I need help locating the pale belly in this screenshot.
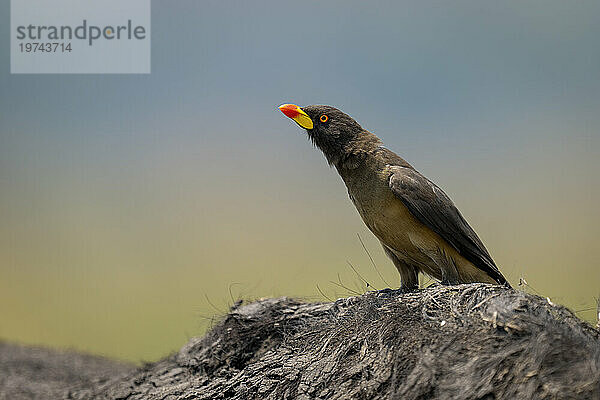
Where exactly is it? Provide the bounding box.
[350,186,495,284]
[353,191,439,273]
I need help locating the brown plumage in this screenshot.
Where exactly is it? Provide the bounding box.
[279,104,511,290]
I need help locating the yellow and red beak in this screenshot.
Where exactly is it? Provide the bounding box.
[278,104,314,130]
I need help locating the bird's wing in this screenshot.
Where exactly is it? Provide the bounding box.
[387,165,509,286]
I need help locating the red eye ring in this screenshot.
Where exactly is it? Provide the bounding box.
[320,114,329,122]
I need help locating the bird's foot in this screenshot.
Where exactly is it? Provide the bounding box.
[439,279,460,286]
[372,286,417,297]
[366,288,393,296]
[397,285,419,294]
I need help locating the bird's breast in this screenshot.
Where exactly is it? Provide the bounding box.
[346,175,415,241]
[342,166,436,260]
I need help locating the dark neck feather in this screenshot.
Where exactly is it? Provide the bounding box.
[332,130,382,169]
[343,130,382,157]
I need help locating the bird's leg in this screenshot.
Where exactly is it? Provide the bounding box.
[398,282,419,293]
[382,245,419,292]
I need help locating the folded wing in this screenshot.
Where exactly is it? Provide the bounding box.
[388,165,509,286]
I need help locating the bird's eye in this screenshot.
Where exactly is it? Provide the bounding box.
[320,114,329,123]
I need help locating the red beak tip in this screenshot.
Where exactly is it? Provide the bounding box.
[279,104,300,119]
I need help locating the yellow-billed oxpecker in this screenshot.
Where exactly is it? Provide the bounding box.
[279,104,510,291]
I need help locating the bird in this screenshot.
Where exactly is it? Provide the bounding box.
[278,103,511,291]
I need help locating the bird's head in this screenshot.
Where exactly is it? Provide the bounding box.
[278,104,369,165]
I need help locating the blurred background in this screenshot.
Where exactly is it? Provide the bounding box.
[1,0,598,362]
